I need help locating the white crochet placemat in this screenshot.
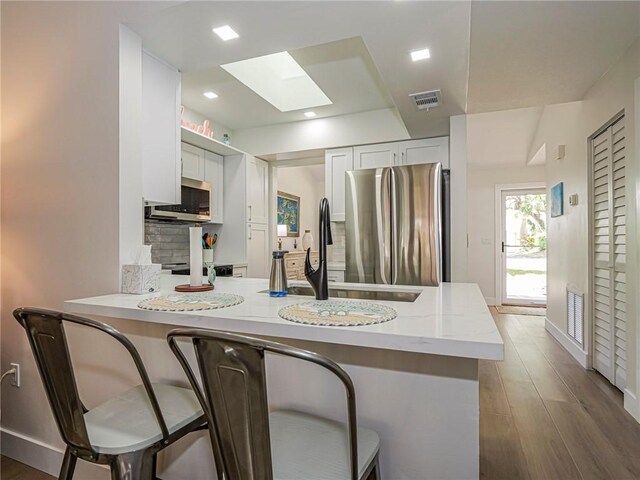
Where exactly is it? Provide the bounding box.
[279,300,397,327]
[138,292,244,311]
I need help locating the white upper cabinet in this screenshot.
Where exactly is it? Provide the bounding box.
[353,143,399,170]
[246,156,269,224]
[141,51,181,205]
[181,143,205,181]
[204,151,224,224]
[325,147,354,222]
[399,137,449,168]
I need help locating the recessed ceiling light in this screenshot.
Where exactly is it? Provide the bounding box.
[213,25,239,41]
[203,91,218,99]
[221,51,332,112]
[410,48,431,62]
[304,111,317,118]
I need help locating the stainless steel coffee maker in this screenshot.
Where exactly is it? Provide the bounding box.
[269,250,288,297]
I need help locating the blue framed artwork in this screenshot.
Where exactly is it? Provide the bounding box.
[277,191,300,237]
[551,182,564,217]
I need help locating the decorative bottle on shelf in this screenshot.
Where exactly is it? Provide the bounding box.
[222,133,231,145]
[302,230,314,251]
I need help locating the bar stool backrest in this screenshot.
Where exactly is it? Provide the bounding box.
[167,328,359,480]
[13,307,170,458]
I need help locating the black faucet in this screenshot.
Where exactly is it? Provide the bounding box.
[305,198,333,300]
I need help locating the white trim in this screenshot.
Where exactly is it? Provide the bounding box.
[624,389,639,422]
[494,182,546,306]
[545,318,588,368]
[0,428,107,477]
[484,297,497,306]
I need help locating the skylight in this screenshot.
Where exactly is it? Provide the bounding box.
[220,51,332,112]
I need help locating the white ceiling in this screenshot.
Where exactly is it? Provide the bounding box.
[181,37,396,130]
[127,1,640,141]
[467,1,640,113]
[466,107,543,167]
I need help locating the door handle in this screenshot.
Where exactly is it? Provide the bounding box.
[502,241,505,253]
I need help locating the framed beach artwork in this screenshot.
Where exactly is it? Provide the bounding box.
[551,182,564,218]
[277,191,300,237]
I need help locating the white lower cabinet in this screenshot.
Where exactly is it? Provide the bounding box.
[327,270,345,283]
[247,223,269,278]
[233,266,247,278]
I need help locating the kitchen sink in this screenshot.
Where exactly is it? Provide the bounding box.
[261,286,421,302]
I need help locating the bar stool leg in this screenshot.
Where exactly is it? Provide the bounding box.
[59,447,77,480]
[110,451,154,480]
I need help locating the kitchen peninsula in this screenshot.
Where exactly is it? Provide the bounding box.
[66,276,503,480]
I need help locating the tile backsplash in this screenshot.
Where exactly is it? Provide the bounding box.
[145,222,191,265]
[328,222,345,263]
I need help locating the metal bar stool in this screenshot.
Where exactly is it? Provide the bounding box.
[167,328,381,480]
[13,308,206,480]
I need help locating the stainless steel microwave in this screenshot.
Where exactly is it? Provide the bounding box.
[145,178,211,222]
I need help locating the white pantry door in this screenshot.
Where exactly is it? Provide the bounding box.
[592,115,627,390]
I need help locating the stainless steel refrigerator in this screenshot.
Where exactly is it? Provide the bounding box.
[345,162,447,286]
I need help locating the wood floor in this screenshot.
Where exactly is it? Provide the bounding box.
[481,308,640,479]
[1,456,53,480]
[3,308,640,479]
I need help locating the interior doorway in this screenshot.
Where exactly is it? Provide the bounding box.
[496,184,547,306]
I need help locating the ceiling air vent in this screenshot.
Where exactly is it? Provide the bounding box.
[409,89,442,111]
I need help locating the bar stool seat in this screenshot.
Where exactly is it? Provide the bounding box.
[14,308,207,480]
[85,383,203,455]
[270,410,380,480]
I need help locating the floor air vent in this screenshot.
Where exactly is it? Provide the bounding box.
[409,89,442,111]
[567,287,584,346]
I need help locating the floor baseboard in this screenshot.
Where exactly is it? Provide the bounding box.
[544,318,588,368]
[0,428,108,478]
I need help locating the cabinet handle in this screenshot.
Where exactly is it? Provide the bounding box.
[401,152,405,164]
[248,224,252,240]
[248,205,252,221]
[394,153,397,164]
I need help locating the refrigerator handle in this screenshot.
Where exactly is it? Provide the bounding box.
[375,168,393,285]
[390,168,397,285]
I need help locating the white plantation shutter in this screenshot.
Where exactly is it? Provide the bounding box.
[591,116,626,390]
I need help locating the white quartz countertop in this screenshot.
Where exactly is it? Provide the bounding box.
[65,277,504,361]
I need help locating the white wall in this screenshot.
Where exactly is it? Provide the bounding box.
[275,164,325,252]
[233,108,410,156]
[449,115,468,282]
[467,165,546,304]
[181,105,235,144]
[529,37,640,417]
[0,3,209,478]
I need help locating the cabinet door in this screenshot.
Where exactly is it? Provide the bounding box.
[399,137,449,168]
[247,223,269,278]
[354,143,399,170]
[142,52,181,204]
[204,151,224,223]
[247,156,269,224]
[181,143,205,181]
[327,270,345,283]
[233,266,247,278]
[325,148,354,222]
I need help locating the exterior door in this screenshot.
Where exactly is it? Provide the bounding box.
[500,188,547,306]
